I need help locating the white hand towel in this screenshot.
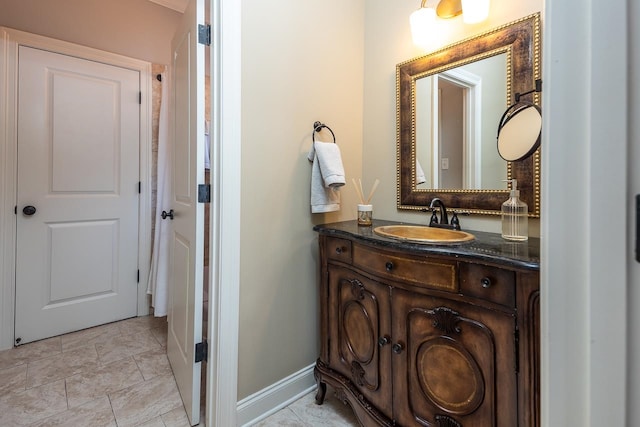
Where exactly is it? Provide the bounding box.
[309,141,346,188]
[416,159,426,185]
[307,141,345,213]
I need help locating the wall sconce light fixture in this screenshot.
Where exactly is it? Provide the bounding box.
[410,3,437,47]
[410,0,490,46]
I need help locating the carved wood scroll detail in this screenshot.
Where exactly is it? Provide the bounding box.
[349,279,366,300]
[435,414,462,427]
[430,307,462,335]
[351,361,366,387]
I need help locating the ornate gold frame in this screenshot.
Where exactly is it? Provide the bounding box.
[396,13,541,216]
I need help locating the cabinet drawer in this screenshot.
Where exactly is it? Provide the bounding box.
[353,244,457,292]
[325,237,352,264]
[459,263,515,307]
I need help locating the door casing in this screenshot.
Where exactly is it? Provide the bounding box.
[0,27,153,350]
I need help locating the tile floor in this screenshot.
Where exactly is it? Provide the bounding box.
[0,315,359,427]
[253,390,360,427]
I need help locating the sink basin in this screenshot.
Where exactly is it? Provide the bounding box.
[373,225,475,244]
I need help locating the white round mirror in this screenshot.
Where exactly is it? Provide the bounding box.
[497,102,542,162]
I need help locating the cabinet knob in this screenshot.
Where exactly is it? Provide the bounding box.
[385,261,394,272]
[378,336,391,347]
[480,277,492,288]
[392,342,404,354]
[335,246,343,255]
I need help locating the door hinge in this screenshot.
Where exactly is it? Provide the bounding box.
[14,206,17,215]
[514,326,520,374]
[198,184,210,203]
[137,269,140,283]
[139,91,142,105]
[198,24,211,46]
[195,340,208,363]
[138,181,142,194]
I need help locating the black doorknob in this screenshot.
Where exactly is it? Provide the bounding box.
[161,209,174,220]
[22,206,36,216]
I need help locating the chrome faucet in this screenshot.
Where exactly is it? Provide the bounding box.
[426,198,461,230]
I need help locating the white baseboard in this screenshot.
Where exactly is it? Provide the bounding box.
[237,363,316,427]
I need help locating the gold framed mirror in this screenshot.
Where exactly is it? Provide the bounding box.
[396,13,541,216]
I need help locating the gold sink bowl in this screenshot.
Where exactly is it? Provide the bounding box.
[373,225,475,245]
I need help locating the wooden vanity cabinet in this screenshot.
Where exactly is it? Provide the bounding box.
[314,232,540,427]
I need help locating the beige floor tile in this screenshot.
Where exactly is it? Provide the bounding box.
[133,348,173,380]
[287,390,359,427]
[0,379,67,426]
[65,356,144,408]
[61,322,122,353]
[161,406,191,427]
[28,395,116,427]
[252,408,306,427]
[0,364,28,394]
[26,346,100,389]
[95,329,163,365]
[135,417,166,427]
[150,324,168,347]
[0,337,62,371]
[117,315,167,336]
[109,374,183,427]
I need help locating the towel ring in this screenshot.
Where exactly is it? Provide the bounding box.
[312,121,336,143]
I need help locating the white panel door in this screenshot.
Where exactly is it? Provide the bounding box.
[15,46,140,344]
[166,0,205,424]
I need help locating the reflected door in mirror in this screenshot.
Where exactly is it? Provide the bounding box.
[415,53,508,191]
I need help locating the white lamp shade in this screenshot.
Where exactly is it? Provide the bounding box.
[410,7,436,47]
[461,0,490,24]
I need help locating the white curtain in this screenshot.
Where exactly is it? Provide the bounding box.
[147,67,172,316]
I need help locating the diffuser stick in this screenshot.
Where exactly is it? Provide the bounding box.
[352,178,365,204]
[366,179,380,204]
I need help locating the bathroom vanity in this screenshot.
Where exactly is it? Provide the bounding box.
[313,220,539,427]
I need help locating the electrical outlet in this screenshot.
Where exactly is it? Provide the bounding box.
[441,158,449,170]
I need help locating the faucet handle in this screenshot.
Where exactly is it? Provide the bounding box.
[429,210,439,226]
[451,212,460,230]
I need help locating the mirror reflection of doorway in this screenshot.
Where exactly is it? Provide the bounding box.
[434,69,481,190]
[437,79,464,189]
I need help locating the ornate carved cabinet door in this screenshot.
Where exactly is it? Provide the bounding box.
[327,265,393,418]
[391,289,517,427]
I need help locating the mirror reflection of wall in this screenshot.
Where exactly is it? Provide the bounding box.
[415,52,508,190]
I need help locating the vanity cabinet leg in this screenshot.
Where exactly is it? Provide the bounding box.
[314,363,327,404]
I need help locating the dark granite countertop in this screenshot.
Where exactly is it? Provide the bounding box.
[313,219,540,271]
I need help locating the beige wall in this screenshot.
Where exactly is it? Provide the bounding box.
[0,0,180,64]
[363,0,542,235]
[238,0,365,399]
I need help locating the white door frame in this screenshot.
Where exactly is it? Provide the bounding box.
[542,0,628,425]
[0,27,153,351]
[204,0,241,425]
[629,1,640,424]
